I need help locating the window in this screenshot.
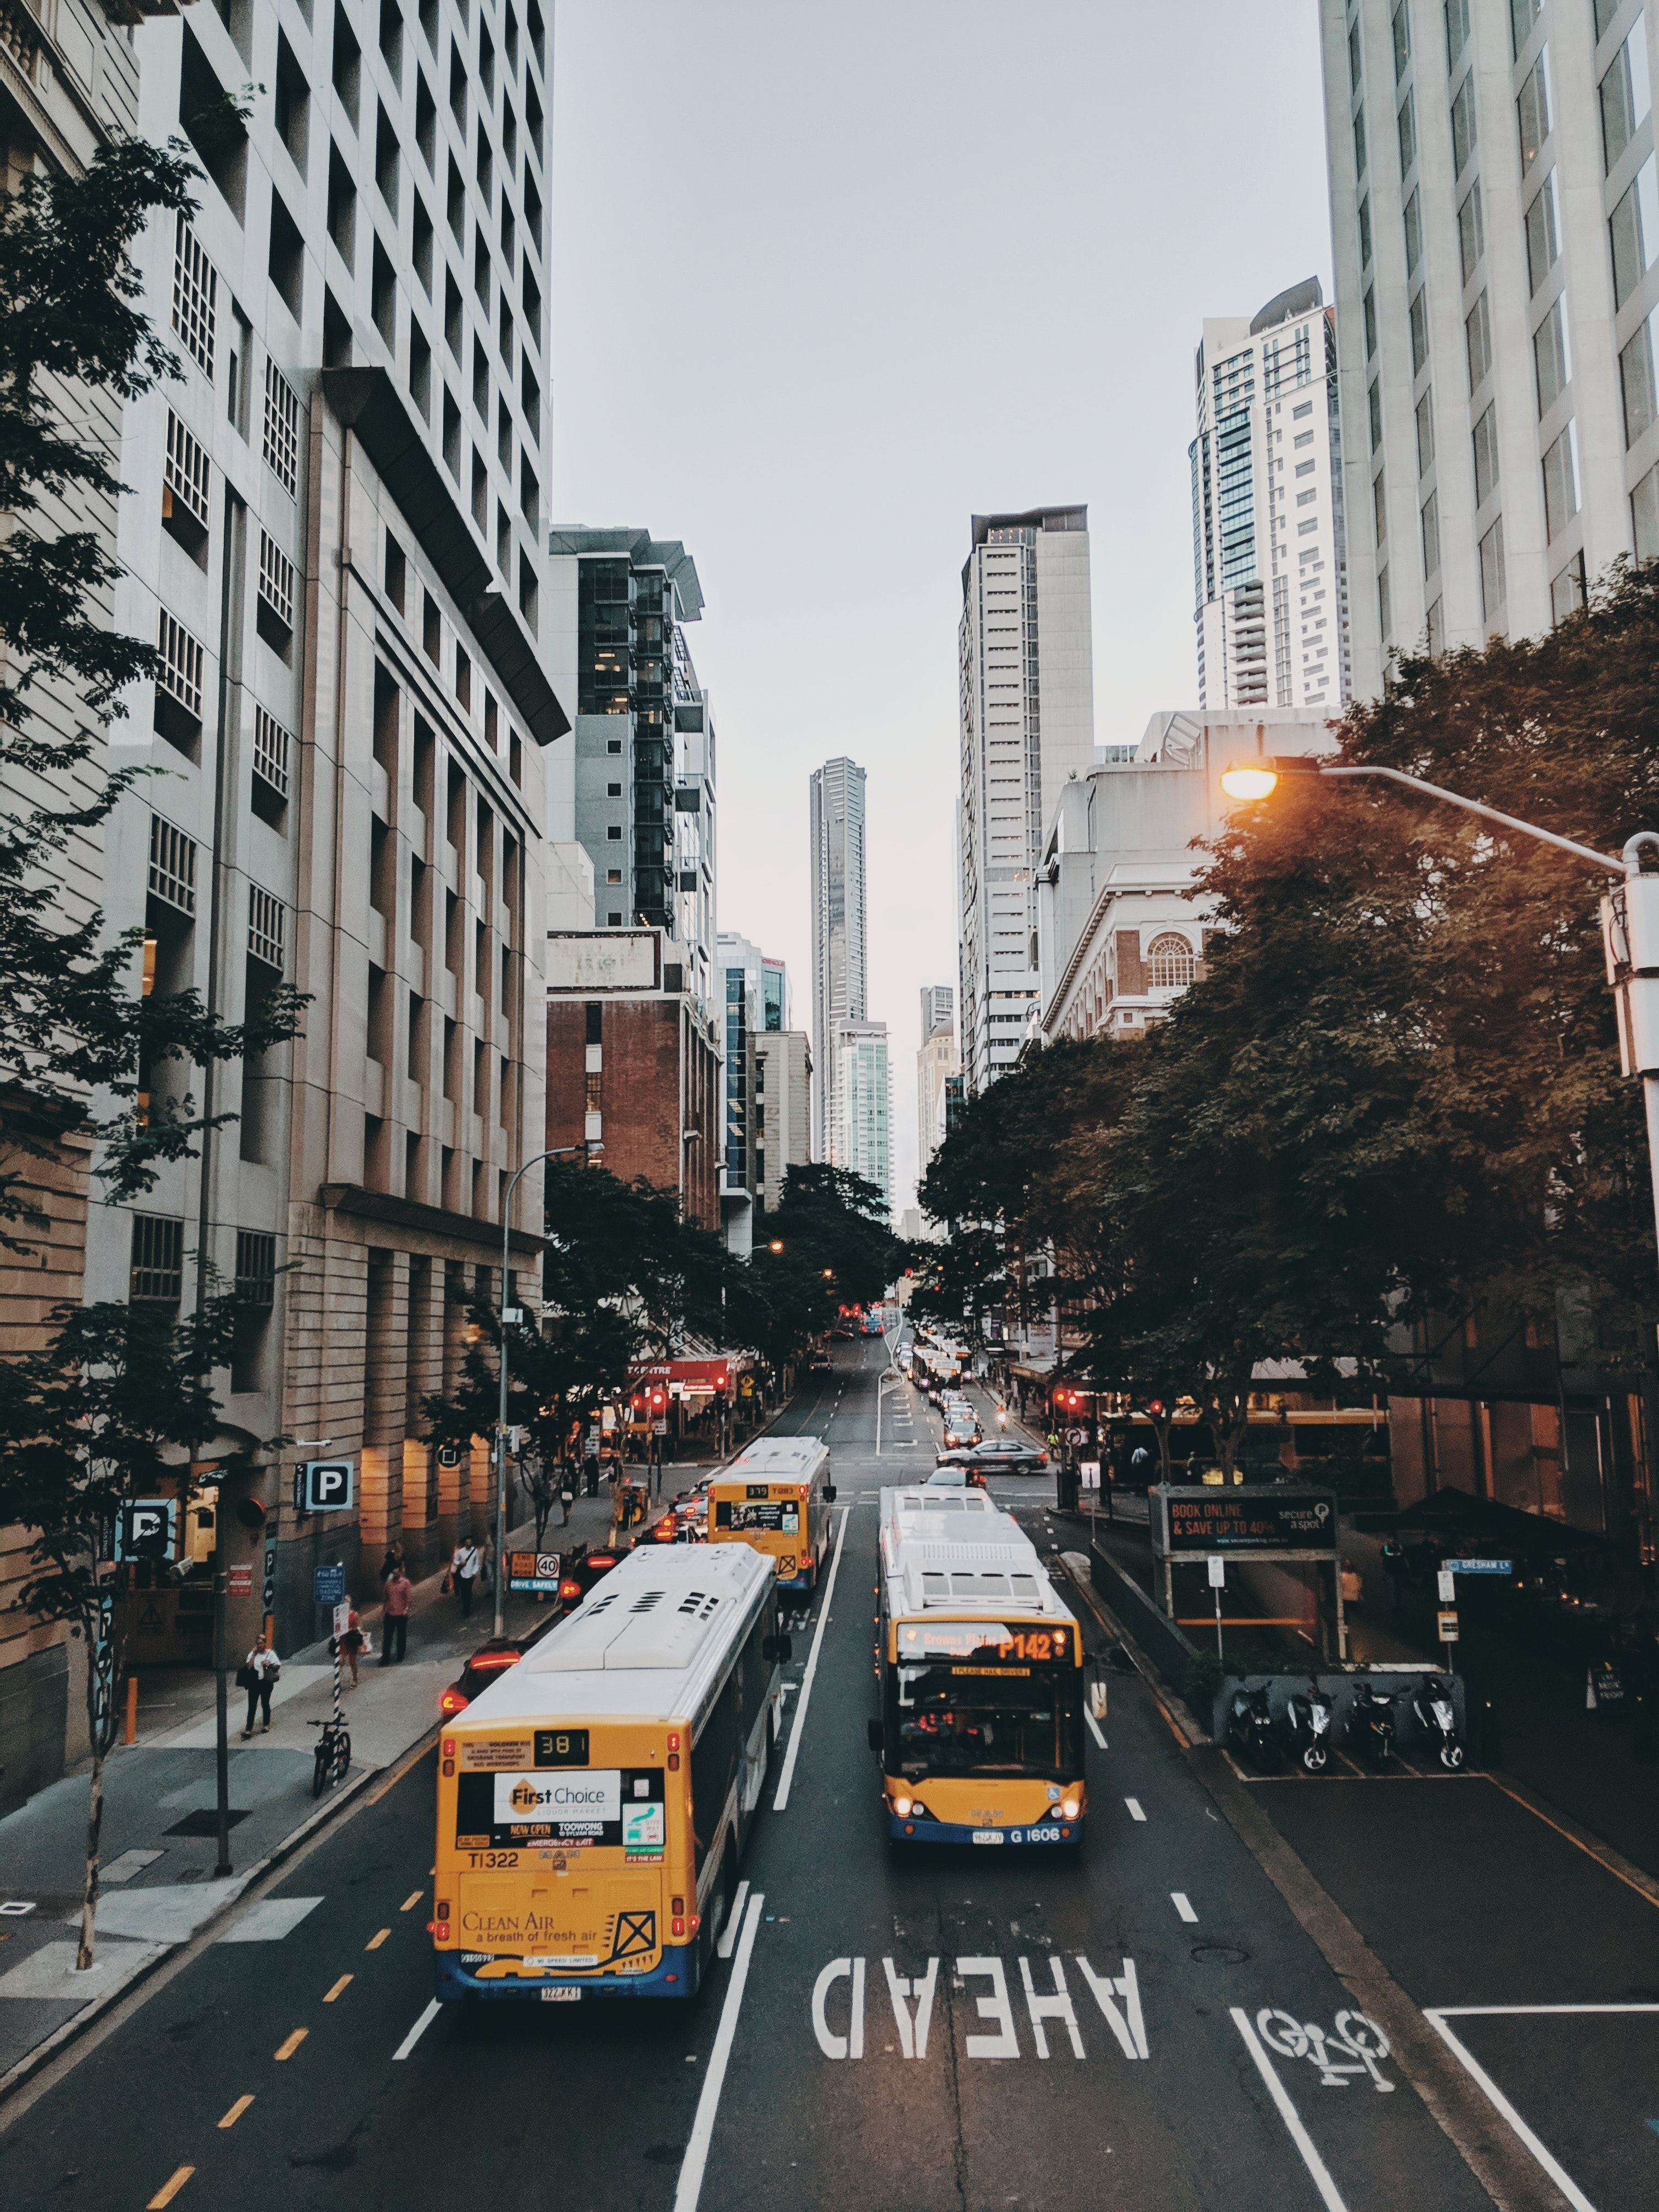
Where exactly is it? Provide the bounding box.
[269,192,304,321]
[1427,595,1446,654]
[157,608,205,721]
[332,0,361,126]
[1598,0,1627,37]
[248,884,286,972]
[1369,379,1383,453]
[1421,489,1441,578]
[252,704,292,803]
[1392,0,1411,78]
[235,1228,277,1308]
[171,216,216,375]
[1416,388,1436,476]
[163,409,210,539]
[1350,15,1362,95]
[1510,0,1541,54]
[1466,289,1493,389]
[1373,472,1387,547]
[1534,293,1572,414]
[1542,420,1581,539]
[130,1214,185,1304]
[1445,0,1470,69]
[1398,89,1417,177]
[327,142,356,266]
[1601,21,1652,172]
[1410,289,1430,374]
[1364,285,1378,358]
[1525,168,1560,293]
[1620,306,1659,444]
[1610,155,1659,307]
[1360,194,1374,268]
[1473,402,1500,504]
[1479,516,1507,620]
[1517,50,1551,177]
[415,68,436,167]
[1379,564,1393,642]
[1146,934,1195,990]
[148,813,198,915]
[1635,458,1659,557]
[1551,551,1588,623]
[1451,71,1478,176]
[1457,182,1484,285]
[257,529,295,633]
[1354,106,1368,180]
[263,358,300,494]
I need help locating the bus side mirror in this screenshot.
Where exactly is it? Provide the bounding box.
[866,1718,883,1754]
[824,1485,837,1503]
[763,1634,793,1664]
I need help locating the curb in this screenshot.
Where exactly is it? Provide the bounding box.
[1051,1550,1212,1747]
[0,1738,412,2107]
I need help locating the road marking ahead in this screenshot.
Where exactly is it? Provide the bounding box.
[1231,2007,1350,2212]
[716,1880,751,1960]
[774,1508,851,1812]
[810,1953,1147,2062]
[673,1891,765,2212]
[1171,1892,1198,1923]
[393,1997,441,2061]
[1125,1796,1146,1821]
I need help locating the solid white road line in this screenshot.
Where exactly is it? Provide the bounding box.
[773,1506,851,1812]
[715,1879,750,1961]
[673,1892,765,2212]
[1171,1892,1198,1923]
[392,1998,440,2061]
[1423,2011,1596,2212]
[1125,1796,1146,1821]
[1230,2006,1350,2212]
[1085,1709,1108,1751]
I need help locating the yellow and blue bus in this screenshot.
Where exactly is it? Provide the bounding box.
[432,1542,787,2002]
[707,1435,836,1598]
[871,1485,1087,1847]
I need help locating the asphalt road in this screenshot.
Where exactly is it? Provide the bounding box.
[4,1341,1657,2211]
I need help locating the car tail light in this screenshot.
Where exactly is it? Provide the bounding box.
[439,1689,469,1716]
[559,1580,580,1601]
[589,1554,616,1569]
[1038,1452,1048,1465]
[470,1649,521,1672]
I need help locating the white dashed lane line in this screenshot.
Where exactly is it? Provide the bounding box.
[1171,1892,1198,1923]
[1085,1709,1108,1751]
[1125,1796,1146,1821]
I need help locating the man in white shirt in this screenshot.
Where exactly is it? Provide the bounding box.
[452,1540,481,1618]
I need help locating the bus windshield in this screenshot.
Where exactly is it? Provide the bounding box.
[891,1661,1081,1781]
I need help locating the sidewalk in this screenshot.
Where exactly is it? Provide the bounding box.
[0,1470,693,2093]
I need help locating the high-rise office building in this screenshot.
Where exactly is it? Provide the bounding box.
[833,1020,892,1210]
[957,508,1095,1094]
[1190,280,1353,713]
[754,1028,812,1214]
[809,757,867,1154]
[1324,1,1659,693]
[917,985,958,1180]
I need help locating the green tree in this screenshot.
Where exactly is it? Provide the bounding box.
[750,1164,905,1364]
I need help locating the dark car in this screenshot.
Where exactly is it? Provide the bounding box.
[558,1541,623,1605]
[437,1544,624,1716]
[934,1437,1049,1474]
[923,1466,989,1490]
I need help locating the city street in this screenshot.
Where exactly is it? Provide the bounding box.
[3,1343,1657,2211]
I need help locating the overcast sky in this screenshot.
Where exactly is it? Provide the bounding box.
[550,1,1332,1215]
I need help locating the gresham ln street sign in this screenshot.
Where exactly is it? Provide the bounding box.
[1152,1486,1338,1559]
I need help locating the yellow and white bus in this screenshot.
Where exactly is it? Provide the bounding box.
[432,1541,787,2003]
[708,1435,836,1598]
[870,1485,1087,1848]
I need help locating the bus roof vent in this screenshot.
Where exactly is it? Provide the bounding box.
[677,1590,707,1615]
[920,1570,949,1602]
[951,1571,1011,1602]
[1009,1575,1040,1605]
[630,1589,667,1613]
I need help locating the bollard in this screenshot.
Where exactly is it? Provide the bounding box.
[123,1673,138,1746]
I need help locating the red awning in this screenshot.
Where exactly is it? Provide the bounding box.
[629,1357,732,1389]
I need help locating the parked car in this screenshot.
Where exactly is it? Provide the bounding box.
[934,1437,1049,1474]
[438,1612,563,1718]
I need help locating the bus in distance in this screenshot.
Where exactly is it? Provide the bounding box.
[707,1434,836,1599]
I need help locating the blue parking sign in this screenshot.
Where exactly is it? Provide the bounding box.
[313,1562,347,1606]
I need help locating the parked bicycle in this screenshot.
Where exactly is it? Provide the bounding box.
[309,1713,351,1797]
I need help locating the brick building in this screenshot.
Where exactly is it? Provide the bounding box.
[546,929,721,1231]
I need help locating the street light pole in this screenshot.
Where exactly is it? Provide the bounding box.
[494,1143,598,1638]
[1220,755,1659,1267]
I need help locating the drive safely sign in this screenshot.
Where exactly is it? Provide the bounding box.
[495,1769,620,1829]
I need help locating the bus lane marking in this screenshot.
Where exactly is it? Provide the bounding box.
[1124,1796,1146,1820]
[773,1508,851,1813]
[1230,2007,1351,2212]
[1171,1891,1198,1923]
[1084,1708,1108,1750]
[811,1955,1146,2061]
[673,1890,765,2212]
[391,1998,440,2061]
[716,1880,751,1960]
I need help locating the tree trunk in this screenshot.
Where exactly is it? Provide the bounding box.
[76,1741,104,1972]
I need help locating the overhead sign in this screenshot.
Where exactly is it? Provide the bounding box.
[303,1459,356,1513]
[1446,1558,1513,1576]
[507,1550,561,1594]
[1152,1487,1338,1559]
[116,1499,177,1562]
[313,1562,347,1606]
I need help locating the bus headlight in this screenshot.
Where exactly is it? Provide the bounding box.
[892,1794,912,1819]
[1060,1796,1081,1820]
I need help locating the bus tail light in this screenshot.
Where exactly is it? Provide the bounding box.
[442,1738,456,1758]
[671,1917,686,1939]
[668,1753,680,1771]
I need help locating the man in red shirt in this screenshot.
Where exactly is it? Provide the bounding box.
[380,1568,413,1665]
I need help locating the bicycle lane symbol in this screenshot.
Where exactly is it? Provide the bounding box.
[1256,2007,1395,2091]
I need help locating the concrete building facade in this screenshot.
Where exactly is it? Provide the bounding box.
[808,755,866,1158]
[957,507,1094,1096]
[1323,0,1659,689]
[917,985,958,1178]
[1191,279,1353,714]
[753,1028,812,1214]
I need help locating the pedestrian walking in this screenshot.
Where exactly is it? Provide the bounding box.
[335,1601,365,1688]
[379,1542,404,1586]
[479,1535,496,1598]
[381,1565,413,1663]
[236,1632,281,1736]
[1340,1558,1364,1612]
[560,1477,574,1527]
[452,1538,481,1617]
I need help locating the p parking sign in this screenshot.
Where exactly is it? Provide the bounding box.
[303,1459,356,1512]
[116,1499,177,1562]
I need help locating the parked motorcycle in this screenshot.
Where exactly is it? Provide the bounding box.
[1282,1678,1335,1773]
[1347,1678,1396,1768]
[1227,1681,1277,1768]
[1410,1672,1465,1769]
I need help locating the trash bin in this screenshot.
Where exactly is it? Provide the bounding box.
[1056,1461,1079,1514]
